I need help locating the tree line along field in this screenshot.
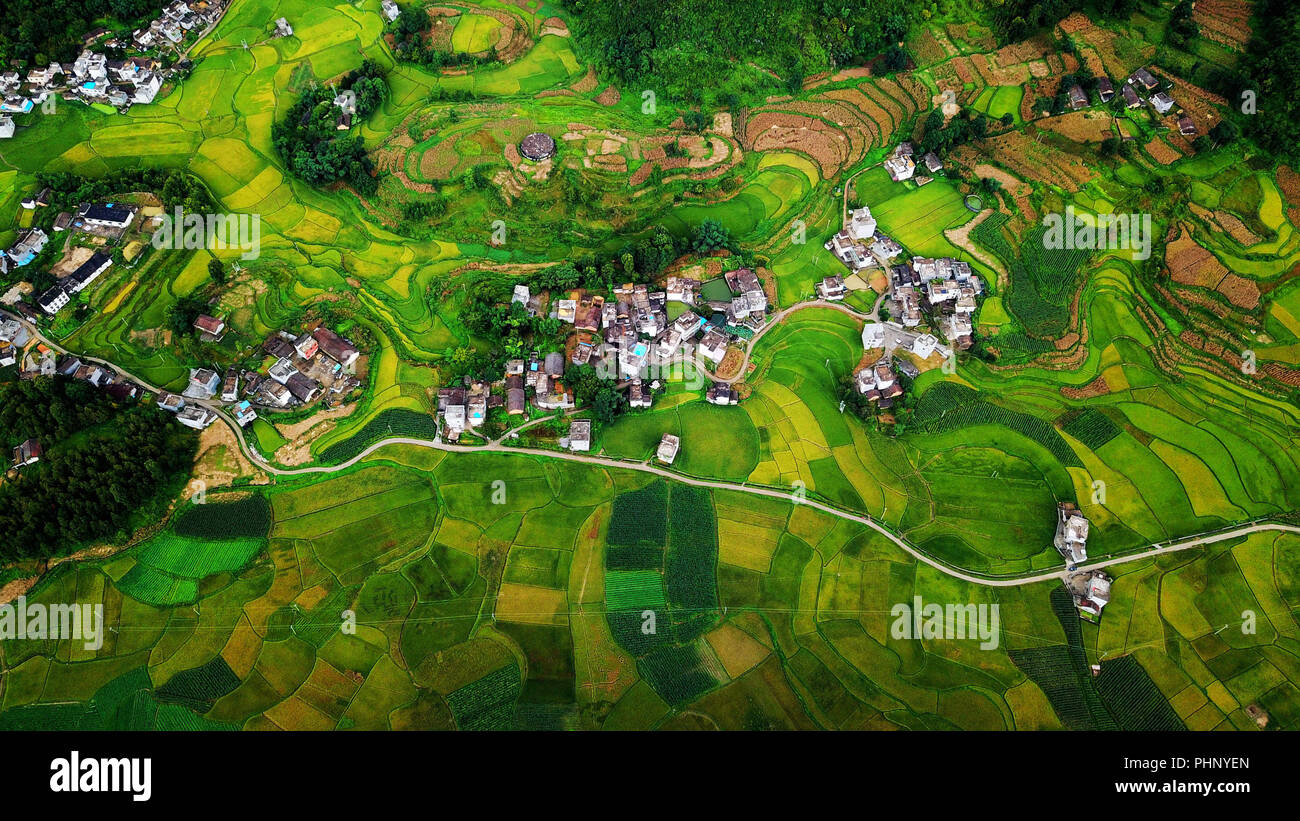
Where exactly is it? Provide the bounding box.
[7,444,1297,730]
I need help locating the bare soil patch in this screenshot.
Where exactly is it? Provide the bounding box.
[1038,111,1114,143]
[51,245,94,277]
[715,347,745,380]
[1190,202,1263,247]
[945,209,1009,288]
[194,420,266,489]
[830,67,874,83]
[571,66,598,93]
[1166,225,1229,289]
[1277,166,1300,229]
[540,16,570,37]
[273,404,359,467]
[0,576,39,606]
[975,130,1094,191]
[744,111,849,177]
[1144,136,1183,165]
[1194,0,1251,49]
[1164,73,1225,134]
[1060,373,1112,399]
[1216,274,1261,310]
[419,139,460,180]
[969,161,1029,194]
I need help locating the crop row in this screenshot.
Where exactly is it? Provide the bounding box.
[1096,655,1186,731]
[915,385,1083,467]
[1060,408,1123,450]
[606,480,668,547]
[317,409,440,464]
[155,656,242,710]
[135,534,265,579]
[446,664,523,731]
[174,495,272,540]
[638,643,718,707]
[665,484,720,643]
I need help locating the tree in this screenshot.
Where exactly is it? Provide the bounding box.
[567,365,623,423]
[683,110,709,132]
[590,387,624,422]
[558,0,918,104]
[403,195,448,221]
[351,75,387,117]
[919,107,994,156]
[923,107,945,138]
[169,295,207,335]
[208,258,225,284]
[1170,0,1198,44]
[875,44,908,74]
[1209,119,1239,146]
[692,219,730,253]
[784,58,805,94]
[271,70,385,195]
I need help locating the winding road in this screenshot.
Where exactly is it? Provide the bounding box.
[6,307,1298,589]
[697,298,874,384]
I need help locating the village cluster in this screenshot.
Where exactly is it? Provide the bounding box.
[821,148,1113,620]
[1114,66,1200,137]
[880,140,946,184]
[1,294,364,444]
[822,167,986,410]
[0,0,229,137]
[0,178,371,458]
[435,269,765,459]
[2,191,138,316]
[156,323,364,431]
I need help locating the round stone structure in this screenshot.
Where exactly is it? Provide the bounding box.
[519,132,557,161]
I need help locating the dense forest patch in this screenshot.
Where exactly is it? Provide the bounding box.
[0,376,197,560]
[0,0,165,64]
[558,0,911,104]
[272,61,389,195]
